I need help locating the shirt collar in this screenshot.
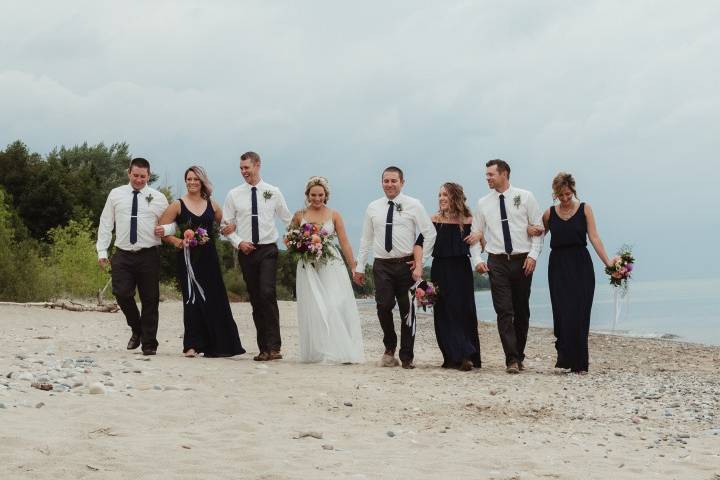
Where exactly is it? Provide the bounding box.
[494,184,513,198]
[386,192,404,204]
[128,183,149,194]
[245,179,265,190]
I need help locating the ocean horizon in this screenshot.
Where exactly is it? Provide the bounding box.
[474,277,720,347]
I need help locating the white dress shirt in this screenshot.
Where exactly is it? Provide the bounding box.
[222,179,293,248]
[355,193,436,273]
[96,184,170,259]
[471,185,544,264]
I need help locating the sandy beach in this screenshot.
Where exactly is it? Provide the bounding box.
[1,300,719,480]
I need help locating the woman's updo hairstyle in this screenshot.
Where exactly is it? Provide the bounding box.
[304,176,330,205]
[551,172,577,200]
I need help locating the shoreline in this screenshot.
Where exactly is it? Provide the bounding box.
[1,301,719,479]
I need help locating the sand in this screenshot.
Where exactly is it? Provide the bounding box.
[1,300,719,479]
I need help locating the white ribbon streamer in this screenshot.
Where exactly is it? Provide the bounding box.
[184,245,206,304]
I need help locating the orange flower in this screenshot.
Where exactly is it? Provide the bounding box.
[183,229,195,240]
[311,234,321,244]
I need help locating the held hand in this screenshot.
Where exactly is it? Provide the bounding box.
[411,265,423,282]
[174,238,185,249]
[352,272,365,286]
[98,258,110,269]
[527,224,544,237]
[475,262,489,274]
[221,222,236,236]
[238,241,256,255]
[406,260,416,270]
[607,255,621,267]
[523,257,536,277]
[154,225,166,237]
[464,232,483,245]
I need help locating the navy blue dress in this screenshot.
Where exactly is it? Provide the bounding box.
[418,223,481,368]
[548,203,594,372]
[176,199,245,357]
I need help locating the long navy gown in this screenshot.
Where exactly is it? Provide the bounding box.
[418,223,481,368]
[175,199,245,357]
[548,203,595,372]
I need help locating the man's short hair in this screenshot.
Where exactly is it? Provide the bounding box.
[129,157,151,172]
[240,151,261,164]
[486,159,510,178]
[382,166,404,181]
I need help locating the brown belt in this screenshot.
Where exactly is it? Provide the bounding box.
[374,255,414,264]
[488,252,528,261]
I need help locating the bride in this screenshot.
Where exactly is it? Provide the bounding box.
[292,176,365,364]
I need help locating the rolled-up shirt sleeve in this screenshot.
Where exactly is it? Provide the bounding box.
[222,191,242,249]
[275,190,293,227]
[471,204,487,266]
[96,195,115,260]
[355,207,374,273]
[526,192,544,260]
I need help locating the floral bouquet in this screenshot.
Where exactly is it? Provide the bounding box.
[284,222,337,265]
[180,226,210,247]
[413,280,438,311]
[604,245,635,294]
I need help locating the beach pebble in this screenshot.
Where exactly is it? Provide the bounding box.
[322,444,334,450]
[387,431,396,438]
[35,402,45,408]
[72,381,83,388]
[89,383,106,395]
[294,431,323,439]
[153,385,163,391]
[0,402,6,409]
[15,372,35,382]
[344,401,353,407]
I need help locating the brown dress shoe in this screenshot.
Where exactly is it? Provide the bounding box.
[518,361,525,371]
[127,333,141,350]
[401,360,415,369]
[506,362,520,374]
[268,351,283,360]
[142,348,156,356]
[253,352,270,361]
[459,359,473,372]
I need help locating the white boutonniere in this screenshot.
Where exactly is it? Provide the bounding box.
[263,190,273,201]
[513,195,521,209]
[145,194,154,205]
[395,203,403,213]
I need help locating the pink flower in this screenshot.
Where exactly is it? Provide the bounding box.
[415,288,426,299]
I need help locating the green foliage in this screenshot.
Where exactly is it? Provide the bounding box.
[44,218,110,299]
[0,188,50,301]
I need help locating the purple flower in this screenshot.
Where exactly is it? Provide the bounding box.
[626,263,634,272]
[190,239,198,247]
[197,227,207,236]
[320,228,328,236]
[303,223,312,231]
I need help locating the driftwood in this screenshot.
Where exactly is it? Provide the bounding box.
[0,300,120,313]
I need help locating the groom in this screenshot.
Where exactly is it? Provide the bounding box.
[354,166,436,369]
[468,159,543,374]
[97,157,171,355]
[222,151,292,361]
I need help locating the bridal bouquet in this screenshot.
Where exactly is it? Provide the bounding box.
[180,226,210,247]
[605,245,635,295]
[284,222,337,265]
[413,280,438,311]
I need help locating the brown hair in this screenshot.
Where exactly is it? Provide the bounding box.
[129,157,150,172]
[486,159,510,178]
[240,151,261,164]
[382,166,404,181]
[185,166,213,199]
[439,182,472,220]
[552,172,577,200]
[304,176,330,204]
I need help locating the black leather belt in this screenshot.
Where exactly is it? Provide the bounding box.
[375,255,413,264]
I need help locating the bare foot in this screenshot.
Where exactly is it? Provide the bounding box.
[184,349,197,358]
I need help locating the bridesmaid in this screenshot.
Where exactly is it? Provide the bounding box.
[414,182,483,371]
[158,166,245,358]
[528,173,616,374]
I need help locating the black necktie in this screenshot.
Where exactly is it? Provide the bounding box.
[251,186,259,244]
[130,190,140,244]
[385,200,394,252]
[499,194,513,255]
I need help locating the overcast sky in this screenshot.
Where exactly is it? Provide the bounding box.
[1,0,719,281]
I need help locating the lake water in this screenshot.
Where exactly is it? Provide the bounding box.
[474,277,720,346]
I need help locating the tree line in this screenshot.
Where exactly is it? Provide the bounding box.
[0,140,378,302]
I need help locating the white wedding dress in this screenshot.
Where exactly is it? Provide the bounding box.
[296,217,365,364]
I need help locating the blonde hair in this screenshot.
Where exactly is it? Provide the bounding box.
[551,172,577,200]
[185,166,213,199]
[304,176,330,205]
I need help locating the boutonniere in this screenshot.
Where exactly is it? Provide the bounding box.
[395,203,403,213]
[263,190,273,201]
[145,194,154,205]
[513,195,521,209]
